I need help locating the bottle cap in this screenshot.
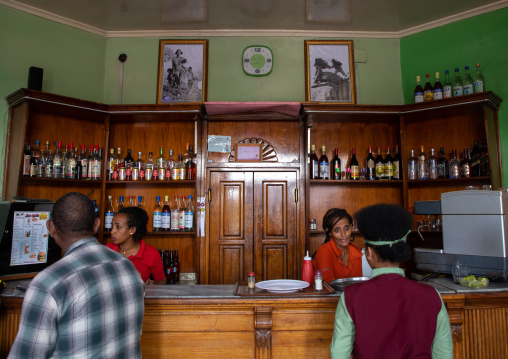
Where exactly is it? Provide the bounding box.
[435,72,439,78]
[476,63,480,67]
[425,74,429,77]
[304,250,311,260]
[188,195,192,199]
[416,75,420,81]
[455,68,459,72]
[248,272,255,276]
[120,195,124,201]
[445,69,449,74]
[138,196,142,201]
[315,270,322,276]
[465,66,469,70]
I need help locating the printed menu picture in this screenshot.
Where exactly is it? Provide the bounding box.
[10,211,50,266]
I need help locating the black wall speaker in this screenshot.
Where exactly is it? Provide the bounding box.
[28,66,43,91]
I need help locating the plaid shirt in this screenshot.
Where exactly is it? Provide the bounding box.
[8,237,145,359]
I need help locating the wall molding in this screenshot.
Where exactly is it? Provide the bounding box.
[1,0,507,39]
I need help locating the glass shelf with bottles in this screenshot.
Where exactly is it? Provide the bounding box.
[105,179,196,185]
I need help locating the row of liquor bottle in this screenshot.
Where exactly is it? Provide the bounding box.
[309,145,403,180]
[103,195,195,232]
[158,249,181,284]
[105,146,196,181]
[414,64,485,103]
[408,141,489,180]
[22,139,196,181]
[23,140,102,179]
[310,140,489,181]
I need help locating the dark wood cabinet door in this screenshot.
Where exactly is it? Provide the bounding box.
[208,171,298,284]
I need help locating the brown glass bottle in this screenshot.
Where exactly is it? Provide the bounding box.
[309,144,319,179]
[332,148,341,180]
[174,249,180,282]
[163,249,170,281]
[423,74,434,101]
[168,250,176,284]
[459,148,471,178]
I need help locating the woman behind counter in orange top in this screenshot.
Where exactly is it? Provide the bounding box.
[313,208,362,283]
[106,206,167,285]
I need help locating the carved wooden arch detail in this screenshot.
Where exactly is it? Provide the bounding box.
[228,137,278,162]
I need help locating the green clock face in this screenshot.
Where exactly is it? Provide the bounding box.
[243,46,273,76]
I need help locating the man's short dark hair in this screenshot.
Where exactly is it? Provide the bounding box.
[51,192,96,237]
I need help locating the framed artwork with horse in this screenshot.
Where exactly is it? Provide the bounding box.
[304,40,356,104]
[156,39,208,103]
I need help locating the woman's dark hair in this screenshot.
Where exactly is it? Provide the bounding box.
[355,203,413,263]
[322,208,353,244]
[118,206,148,241]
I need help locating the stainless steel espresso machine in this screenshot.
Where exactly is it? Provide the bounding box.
[414,190,508,278]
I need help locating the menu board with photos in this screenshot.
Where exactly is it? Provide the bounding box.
[10,211,50,266]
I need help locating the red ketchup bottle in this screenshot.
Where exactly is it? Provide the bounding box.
[302,251,314,285]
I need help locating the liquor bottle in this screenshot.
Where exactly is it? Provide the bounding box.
[137,196,143,209]
[366,146,375,180]
[332,148,341,180]
[183,142,190,165]
[29,150,37,177]
[428,148,438,179]
[168,250,176,284]
[78,144,88,179]
[374,147,384,180]
[318,146,329,180]
[473,63,485,93]
[463,66,474,95]
[167,149,175,180]
[433,72,443,100]
[67,143,77,179]
[170,195,180,231]
[479,139,489,176]
[61,145,68,180]
[163,249,170,282]
[53,142,62,178]
[418,145,428,180]
[153,196,162,231]
[178,196,187,231]
[453,68,463,96]
[116,147,124,169]
[393,145,402,180]
[177,154,186,180]
[93,200,100,218]
[75,157,82,179]
[384,146,393,180]
[449,149,460,179]
[407,149,418,180]
[349,148,359,180]
[470,140,481,177]
[414,76,424,103]
[118,195,125,212]
[128,196,135,207]
[124,149,134,180]
[37,141,48,178]
[145,152,154,180]
[161,196,170,231]
[86,145,94,179]
[22,138,31,176]
[185,195,194,231]
[423,74,434,101]
[107,148,116,180]
[437,148,449,179]
[133,152,144,181]
[157,148,166,180]
[443,70,452,98]
[45,150,53,178]
[174,249,180,282]
[104,196,114,231]
[309,144,319,179]
[186,146,196,180]
[460,148,471,178]
[91,144,102,180]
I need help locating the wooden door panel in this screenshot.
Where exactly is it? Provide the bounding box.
[220,245,244,284]
[209,172,253,284]
[254,172,297,280]
[263,246,287,280]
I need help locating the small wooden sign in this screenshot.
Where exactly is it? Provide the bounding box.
[235,143,262,162]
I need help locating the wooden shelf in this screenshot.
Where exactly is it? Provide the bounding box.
[20,177,102,186]
[407,176,491,186]
[310,179,403,185]
[105,180,196,185]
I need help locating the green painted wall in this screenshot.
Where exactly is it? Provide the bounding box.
[0,6,106,195]
[400,7,508,186]
[103,37,401,105]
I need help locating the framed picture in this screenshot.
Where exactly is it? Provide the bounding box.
[306,0,350,24]
[156,39,208,103]
[235,144,262,162]
[161,0,207,23]
[304,40,356,104]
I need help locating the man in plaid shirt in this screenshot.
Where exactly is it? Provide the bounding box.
[8,192,145,358]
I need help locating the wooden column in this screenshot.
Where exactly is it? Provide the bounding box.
[255,306,272,359]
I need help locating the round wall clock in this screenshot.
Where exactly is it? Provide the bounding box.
[242,45,273,76]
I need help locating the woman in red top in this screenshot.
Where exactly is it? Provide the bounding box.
[313,208,362,283]
[106,206,166,285]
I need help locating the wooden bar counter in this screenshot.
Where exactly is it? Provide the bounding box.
[1,278,508,359]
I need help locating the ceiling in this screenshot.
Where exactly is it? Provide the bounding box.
[2,0,507,37]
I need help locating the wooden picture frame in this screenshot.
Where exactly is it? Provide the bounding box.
[235,143,262,162]
[304,40,356,104]
[156,39,208,103]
